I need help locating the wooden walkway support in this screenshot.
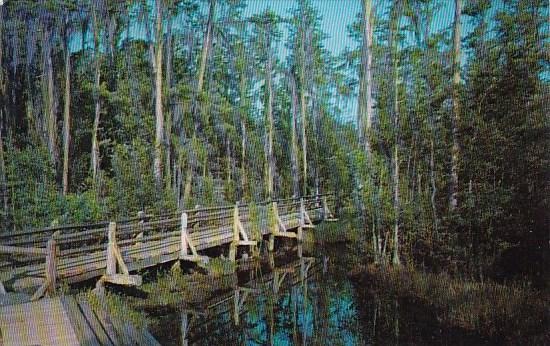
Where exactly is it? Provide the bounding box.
[229,202,257,262]
[0,296,160,346]
[0,194,336,296]
[96,222,142,293]
[179,212,209,264]
[322,196,338,221]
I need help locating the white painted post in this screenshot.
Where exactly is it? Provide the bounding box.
[180,212,188,259]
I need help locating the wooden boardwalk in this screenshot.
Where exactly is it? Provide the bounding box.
[0,194,337,300]
[0,295,159,346]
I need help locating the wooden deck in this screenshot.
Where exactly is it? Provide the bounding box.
[0,194,336,300]
[0,295,159,346]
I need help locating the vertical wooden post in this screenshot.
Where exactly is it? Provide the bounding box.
[181,313,189,346]
[322,196,328,220]
[137,211,145,239]
[268,202,277,252]
[107,222,117,275]
[180,212,188,258]
[45,238,57,296]
[229,203,239,262]
[298,198,304,242]
[273,270,280,294]
[233,288,240,326]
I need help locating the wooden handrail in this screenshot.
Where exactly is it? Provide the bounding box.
[0,245,48,256]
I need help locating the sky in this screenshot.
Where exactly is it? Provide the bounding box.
[241,0,462,122]
[244,0,362,56]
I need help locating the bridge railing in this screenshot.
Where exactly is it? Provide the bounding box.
[0,193,335,297]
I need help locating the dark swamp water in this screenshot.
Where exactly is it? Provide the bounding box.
[108,222,498,345]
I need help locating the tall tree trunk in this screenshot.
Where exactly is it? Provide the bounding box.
[357,0,374,155]
[450,0,462,211]
[265,29,275,199]
[0,114,6,226]
[390,0,402,266]
[0,5,4,101]
[239,73,248,200]
[226,137,232,182]
[240,121,247,199]
[91,8,101,185]
[289,72,300,198]
[312,87,321,196]
[392,145,400,265]
[197,0,215,94]
[0,6,7,221]
[412,4,438,233]
[43,29,58,166]
[62,33,71,195]
[153,0,164,189]
[184,0,216,206]
[299,20,308,196]
[165,5,174,192]
[430,139,438,232]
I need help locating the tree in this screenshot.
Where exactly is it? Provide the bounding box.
[61,2,75,195]
[389,0,404,266]
[41,16,59,167]
[287,70,300,197]
[153,0,165,189]
[183,0,216,207]
[449,0,462,211]
[357,0,375,155]
[264,18,276,199]
[90,0,104,186]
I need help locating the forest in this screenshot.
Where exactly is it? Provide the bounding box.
[0,0,548,342]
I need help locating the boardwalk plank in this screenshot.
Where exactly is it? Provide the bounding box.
[0,297,80,346]
[76,299,115,346]
[60,296,99,346]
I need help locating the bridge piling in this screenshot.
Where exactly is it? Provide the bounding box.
[106,222,117,276]
[180,212,188,259]
[31,237,57,301]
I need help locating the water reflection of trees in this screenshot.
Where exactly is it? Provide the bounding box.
[177,250,363,345]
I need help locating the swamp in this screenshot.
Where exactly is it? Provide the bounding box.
[0,0,548,345]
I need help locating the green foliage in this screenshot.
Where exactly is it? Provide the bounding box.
[200,257,236,276]
[59,190,104,224]
[247,202,263,241]
[110,140,157,215]
[361,266,548,342]
[5,144,62,229]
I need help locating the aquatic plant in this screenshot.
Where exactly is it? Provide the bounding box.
[355,265,549,343]
[82,290,150,329]
[200,257,236,276]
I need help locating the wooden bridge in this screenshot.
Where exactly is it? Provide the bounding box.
[0,194,336,300]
